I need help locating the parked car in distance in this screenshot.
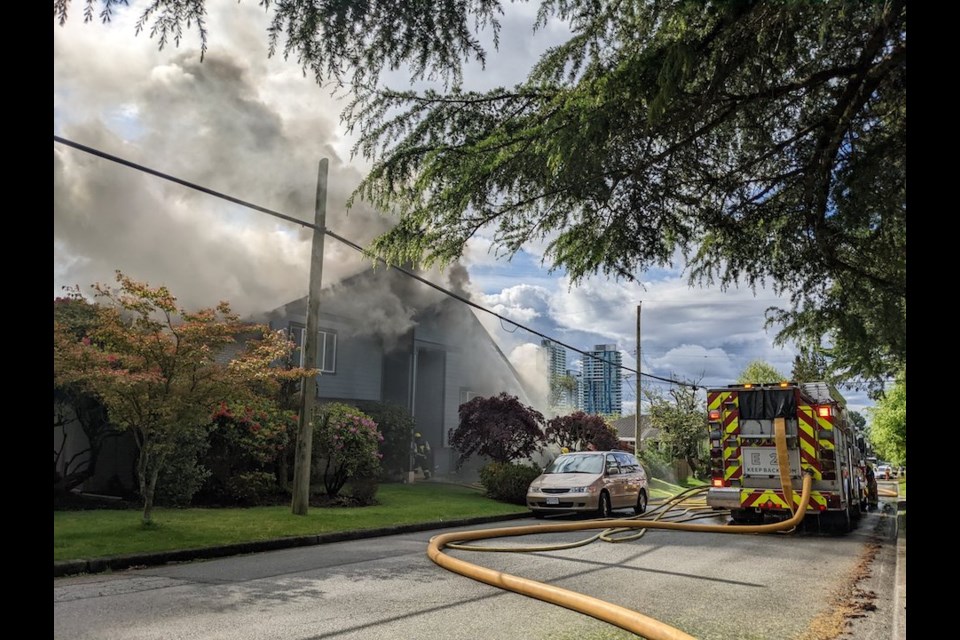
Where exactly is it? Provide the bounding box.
[526,450,648,518]
[876,464,893,480]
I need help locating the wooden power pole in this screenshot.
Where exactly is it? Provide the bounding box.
[635,303,642,457]
[291,159,329,515]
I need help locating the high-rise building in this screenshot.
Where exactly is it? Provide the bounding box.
[578,344,623,417]
[542,339,576,412]
[541,339,566,378]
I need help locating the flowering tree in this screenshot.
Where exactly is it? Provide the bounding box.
[452,393,545,466]
[545,411,619,452]
[312,403,383,497]
[53,271,311,524]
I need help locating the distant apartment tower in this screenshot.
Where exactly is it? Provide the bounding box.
[541,339,576,411]
[578,344,623,417]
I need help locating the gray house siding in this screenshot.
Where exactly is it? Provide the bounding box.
[316,331,383,402]
[264,270,534,481]
[268,308,384,403]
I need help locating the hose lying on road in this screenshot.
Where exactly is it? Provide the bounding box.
[428,421,810,640]
[428,473,813,640]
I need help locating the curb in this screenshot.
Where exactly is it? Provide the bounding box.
[54,512,529,578]
[892,502,906,640]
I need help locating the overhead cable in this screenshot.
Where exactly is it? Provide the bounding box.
[53,134,695,388]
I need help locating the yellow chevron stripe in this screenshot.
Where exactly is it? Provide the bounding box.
[741,489,789,509]
[819,439,835,451]
[793,491,827,510]
[724,464,739,481]
[708,392,726,411]
[723,446,739,459]
[741,490,828,510]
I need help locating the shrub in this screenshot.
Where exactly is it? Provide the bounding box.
[545,411,619,451]
[453,393,545,467]
[480,462,542,505]
[355,401,416,480]
[312,402,384,497]
[153,428,211,507]
[348,474,380,505]
[638,446,674,483]
[195,399,294,505]
[225,471,278,506]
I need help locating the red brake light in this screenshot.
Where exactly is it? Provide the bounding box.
[708,409,721,421]
[712,478,724,487]
[818,406,832,418]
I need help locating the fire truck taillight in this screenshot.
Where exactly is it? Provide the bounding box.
[712,478,724,488]
[708,409,721,421]
[818,405,832,418]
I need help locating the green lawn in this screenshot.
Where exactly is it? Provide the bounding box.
[54,482,526,562]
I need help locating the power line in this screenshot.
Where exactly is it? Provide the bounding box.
[54,134,695,388]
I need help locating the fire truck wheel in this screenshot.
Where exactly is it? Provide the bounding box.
[634,489,648,515]
[850,496,862,521]
[597,492,613,518]
[822,508,852,534]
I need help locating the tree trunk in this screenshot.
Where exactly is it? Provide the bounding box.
[142,465,160,525]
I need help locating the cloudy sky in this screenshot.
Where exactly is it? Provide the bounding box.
[53,1,875,418]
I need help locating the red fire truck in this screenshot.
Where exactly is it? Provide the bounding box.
[705,381,869,532]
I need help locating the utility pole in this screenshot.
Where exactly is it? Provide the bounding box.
[291,159,329,515]
[635,303,641,457]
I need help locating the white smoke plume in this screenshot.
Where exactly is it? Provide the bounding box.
[54,5,391,317]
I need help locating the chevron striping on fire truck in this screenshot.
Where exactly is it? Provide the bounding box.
[705,381,873,532]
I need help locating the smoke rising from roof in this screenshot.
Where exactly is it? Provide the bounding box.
[55,12,392,317]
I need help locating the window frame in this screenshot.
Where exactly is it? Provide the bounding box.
[289,323,338,374]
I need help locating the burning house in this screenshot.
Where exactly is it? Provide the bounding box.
[263,265,534,479]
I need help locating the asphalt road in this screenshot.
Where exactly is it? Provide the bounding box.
[53,505,900,640]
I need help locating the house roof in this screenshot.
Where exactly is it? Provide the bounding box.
[260,266,535,405]
[610,414,659,441]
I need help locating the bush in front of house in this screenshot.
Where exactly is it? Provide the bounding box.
[312,402,384,497]
[153,428,211,507]
[195,399,295,505]
[348,473,380,505]
[225,471,279,506]
[453,393,545,467]
[479,461,543,505]
[355,401,416,481]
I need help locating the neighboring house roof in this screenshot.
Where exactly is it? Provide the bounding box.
[611,414,659,441]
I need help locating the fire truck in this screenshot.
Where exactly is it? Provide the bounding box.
[705,381,869,532]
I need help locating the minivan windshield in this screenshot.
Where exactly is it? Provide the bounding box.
[544,454,604,475]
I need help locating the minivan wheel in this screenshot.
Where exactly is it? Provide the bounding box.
[597,492,612,518]
[634,489,648,515]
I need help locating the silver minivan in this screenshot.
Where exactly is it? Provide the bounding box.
[526,450,649,518]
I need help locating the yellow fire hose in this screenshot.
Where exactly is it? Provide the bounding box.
[427,422,812,639]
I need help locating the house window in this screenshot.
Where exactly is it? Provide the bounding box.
[459,388,481,406]
[289,324,337,374]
